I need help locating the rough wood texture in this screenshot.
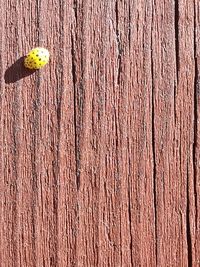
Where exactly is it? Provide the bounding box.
[0,0,199,266]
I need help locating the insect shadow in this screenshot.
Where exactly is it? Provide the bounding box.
[4,56,36,84]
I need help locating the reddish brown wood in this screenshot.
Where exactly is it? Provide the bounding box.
[0,0,199,266]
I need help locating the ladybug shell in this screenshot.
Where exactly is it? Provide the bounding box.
[24,47,50,69]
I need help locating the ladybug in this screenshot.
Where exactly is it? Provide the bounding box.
[24,47,50,69]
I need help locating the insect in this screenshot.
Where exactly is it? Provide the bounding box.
[24,47,50,69]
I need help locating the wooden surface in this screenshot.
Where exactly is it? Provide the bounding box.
[0,0,199,266]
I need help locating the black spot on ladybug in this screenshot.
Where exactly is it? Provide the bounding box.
[39,58,41,61]
[36,54,39,57]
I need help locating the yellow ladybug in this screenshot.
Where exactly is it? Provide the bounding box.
[24,47,50,69]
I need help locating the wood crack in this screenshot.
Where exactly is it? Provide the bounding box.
[174,0,179,82]
[186,165,193,267]
[71,28,80,190]
[127,166,134,267]
[115,0,122,86]
[151,8,158,265]
[193,0,198,234]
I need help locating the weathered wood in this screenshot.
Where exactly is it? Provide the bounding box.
[0,0,199,266]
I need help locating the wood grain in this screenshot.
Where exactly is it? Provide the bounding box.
[0,0,199,266]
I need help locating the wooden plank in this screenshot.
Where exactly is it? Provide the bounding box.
[0,0,199,266]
